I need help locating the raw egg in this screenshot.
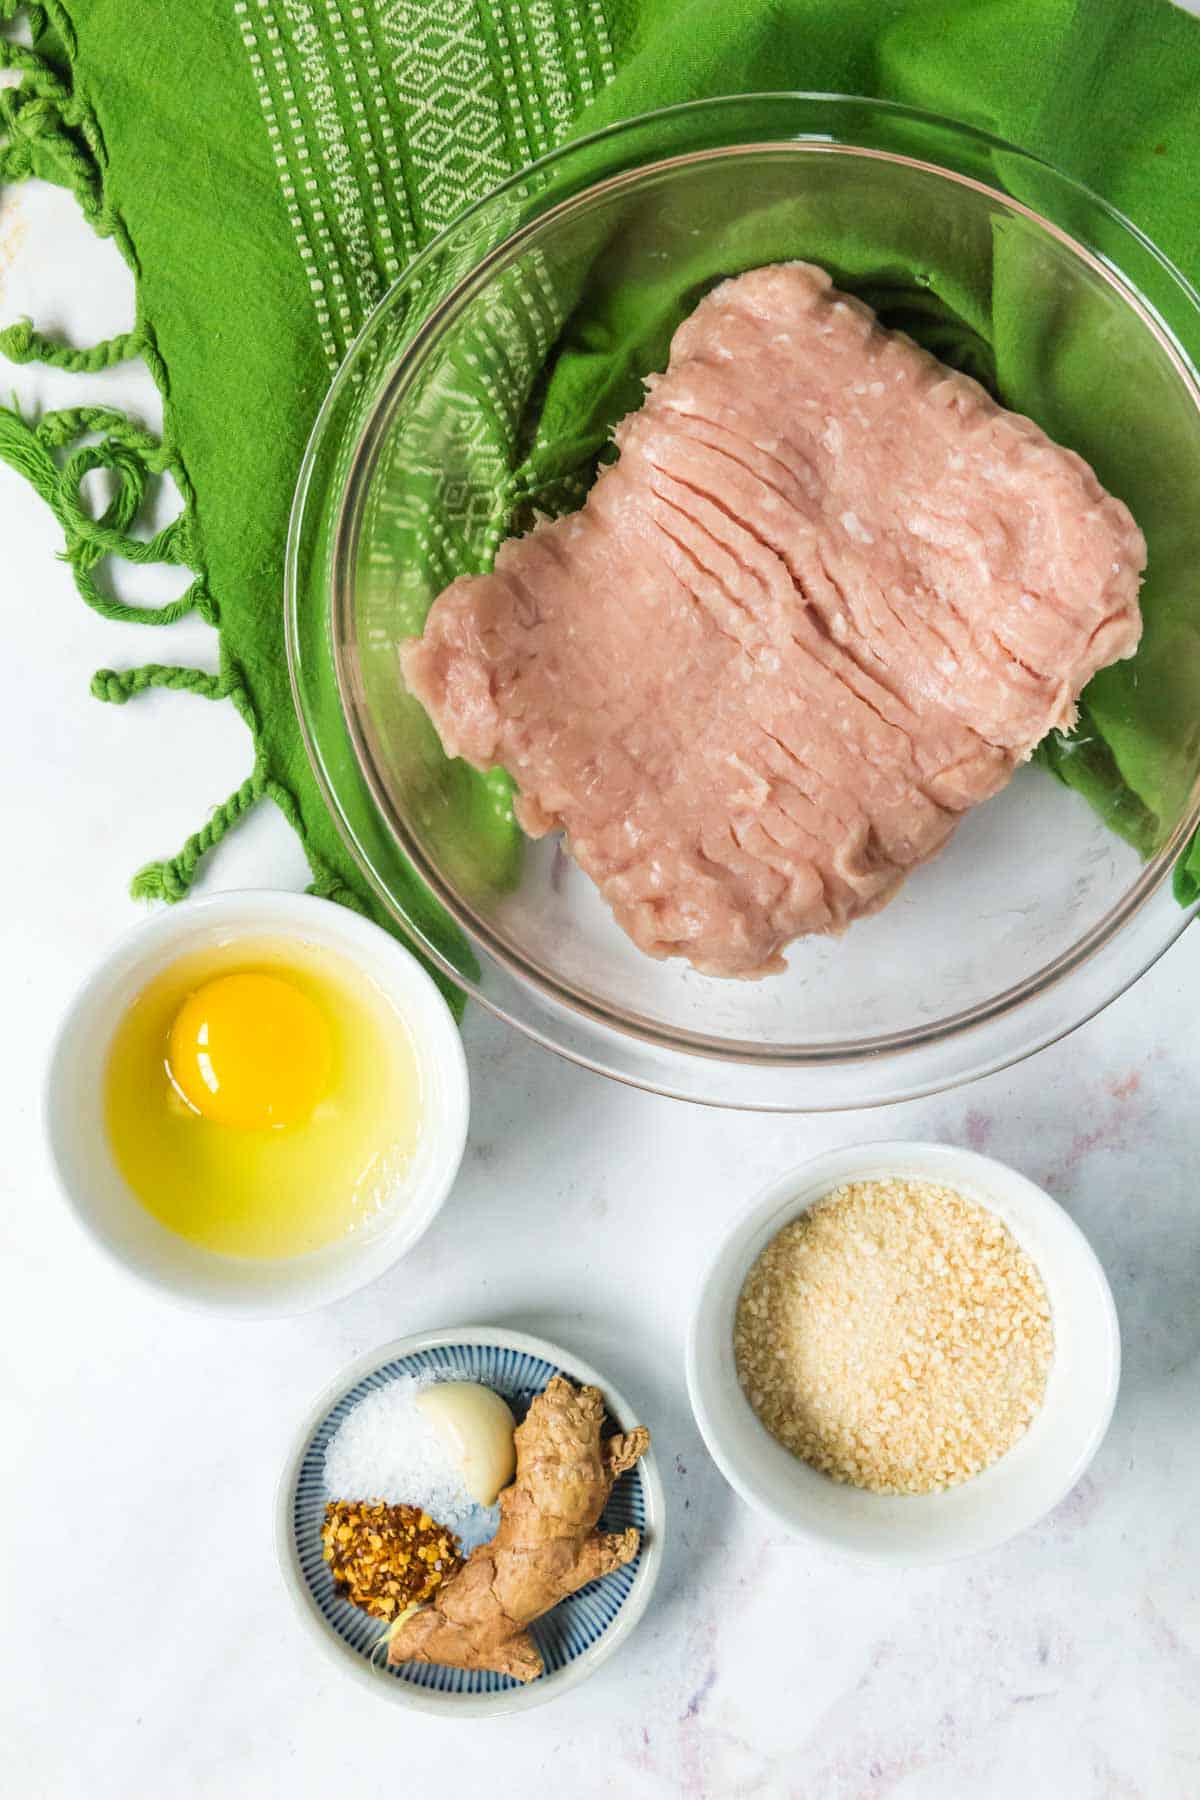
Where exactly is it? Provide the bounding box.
[105,937,421,1260]
[167,972,333,1130]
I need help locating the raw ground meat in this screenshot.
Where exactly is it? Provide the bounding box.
[401,263,1146,978]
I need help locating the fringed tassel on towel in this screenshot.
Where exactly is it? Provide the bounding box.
[0,2,335,907]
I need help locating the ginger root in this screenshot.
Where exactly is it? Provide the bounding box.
[386,1375,649,1682]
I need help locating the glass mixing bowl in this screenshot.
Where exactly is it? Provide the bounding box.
[287,95,1200,1109]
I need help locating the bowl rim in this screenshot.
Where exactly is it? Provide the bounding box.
[274,1324,667,1716]
[685,1140,1121,1566]
[41,888,470,1318]
[287,92,1200,1103]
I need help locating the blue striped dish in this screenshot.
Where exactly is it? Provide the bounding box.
[278,1328,664,1714]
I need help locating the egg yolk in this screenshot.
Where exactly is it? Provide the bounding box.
[166,972,333,1130]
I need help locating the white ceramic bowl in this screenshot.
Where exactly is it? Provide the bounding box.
[276,1327,665,1715]
[44,890,469,1316]
[687,1142,1120,1564]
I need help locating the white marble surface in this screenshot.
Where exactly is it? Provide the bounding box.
[3,172,1199,1800]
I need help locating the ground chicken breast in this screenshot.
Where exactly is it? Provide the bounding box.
[401,263,1146,978]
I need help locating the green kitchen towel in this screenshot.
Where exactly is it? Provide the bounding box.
[2,0,1199,998]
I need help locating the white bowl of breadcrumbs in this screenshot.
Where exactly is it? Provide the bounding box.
[686,1142,1119,1564]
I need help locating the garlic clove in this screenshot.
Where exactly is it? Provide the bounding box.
[416,1381,517,1506]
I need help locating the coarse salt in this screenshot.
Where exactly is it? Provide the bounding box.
[323,1374,479,1523]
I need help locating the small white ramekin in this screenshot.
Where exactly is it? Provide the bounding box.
[687,1141,1120,1565]
[44,890,469,1316]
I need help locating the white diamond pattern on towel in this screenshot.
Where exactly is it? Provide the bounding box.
[233,0,612,350]
[234,0,342,371]
[377,0,509,235]
[279,0,384,321]
[232,0,613,579]
[526,0,575,138]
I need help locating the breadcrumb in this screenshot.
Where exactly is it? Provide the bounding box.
[734,1179,1053,1495]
